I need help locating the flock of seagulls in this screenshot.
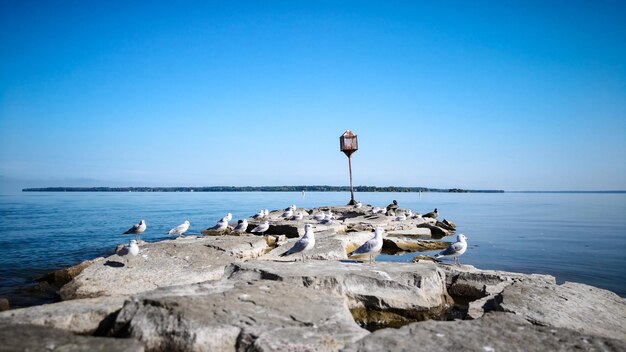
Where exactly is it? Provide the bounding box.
[121,202,467,265]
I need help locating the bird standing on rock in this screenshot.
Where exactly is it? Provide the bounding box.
[123,219,146,242]
[434,234,468,266]
[423,208,438,219]
[168,220,190,237]
[209,217,229,231]
[386,200,399,212]
[348,227,384,263]
[280,224,315,261]
[233,219,248,233]
[251,221,270,235]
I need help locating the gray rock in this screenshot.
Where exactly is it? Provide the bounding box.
[60,238,234,300]
[203,235,269,260]
[224,260,452,322]
[0,296,126,335]
[111,280,367,352]
[415,223,451,237]
[0,322,144,352]
[0,299,9,311]
[382,237,450,254]
[343,312,626,352]
[496,280,626,341]
[440,264,556,319]
[260,231,374,262]
[386,228,432,238]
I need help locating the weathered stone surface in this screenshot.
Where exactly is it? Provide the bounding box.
[382,237,450,254]
[261,231,374,261]
[60,238,233,300]
[0,296,126,334]
[440,265,556,319]
[0,299,9,311]
[38,258,104,287]
[415,223,452,237]
[111,280,367,352]
[224,260,452,323]
[497,280,626,341]
[0,322,144,352]
[344,312,626,352]
[203,235,269,260]
[386,228,432,238]
[248,218,347,238]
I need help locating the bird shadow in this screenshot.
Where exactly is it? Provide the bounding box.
[104,260,125,268]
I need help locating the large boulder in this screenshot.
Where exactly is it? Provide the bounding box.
[60,238,234,300]
[496,280,626,341]
[0,296,126,335]
[224,260,452,327]
[110,280,368,352]
[0,322,144,352]
[344,312,626,352]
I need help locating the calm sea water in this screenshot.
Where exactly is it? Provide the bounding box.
[1,191,625,307]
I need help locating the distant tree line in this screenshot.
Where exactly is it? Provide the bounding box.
[22,186,505,193]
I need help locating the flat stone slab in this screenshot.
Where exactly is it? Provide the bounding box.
[497,280,626,341]
[344,312,626,352]
[260,231,376,262]
[0,296,126,335]
[110,280,368,352]
[202,235,269,260]
[60,238,234,300]
[386,228,432,237]
[0,322,144,352]
[224,260,451,318]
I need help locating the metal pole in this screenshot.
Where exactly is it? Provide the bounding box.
[348,154,355,205]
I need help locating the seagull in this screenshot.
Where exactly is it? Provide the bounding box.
[405,209,413,218]
[168,220,190,236]
[233,219,249,233]
[123,219,146,242]
[423,208,438,219]
[434,234,468,266]
[280,224,315,261]
[225,213,233,222]
[251,221,270,235]
[284,204,297,211]
[282,209,294,218]
[125,239,140,256]
[395,214,407,221]
[208,217,229,232]
[348,227,384,263]
[319,216,335,225]
[312,212,325,221]
[123,239,140,268]
[291,212,304,221]
[372,207,384,214]
[354,201,363,209]
[264,209,269,217]
[252,209,265,219]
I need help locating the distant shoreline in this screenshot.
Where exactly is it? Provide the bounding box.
[22,186,505,193]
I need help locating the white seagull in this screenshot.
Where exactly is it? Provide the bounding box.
[264,209,270,217]
[348,227,384,263]
[395,214,407,221]
[354,201,363,209]
[434,234,468,266]
[251,221,270,235]
[233,219,249,233]
[209,217,229,232]
[312,212,326,221]
[168,220,190,236]
[225,213,233,222]
[123,219,146,242]
[282,209,294,218]
[125,239,140,256]
[291,212,304,221]
[372,207,384,214]
[252,209,265,219]
[280,224,316,261]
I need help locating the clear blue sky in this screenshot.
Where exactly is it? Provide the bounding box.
[1,1,625,191]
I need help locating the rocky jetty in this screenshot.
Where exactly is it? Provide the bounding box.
[1,204,625,351]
